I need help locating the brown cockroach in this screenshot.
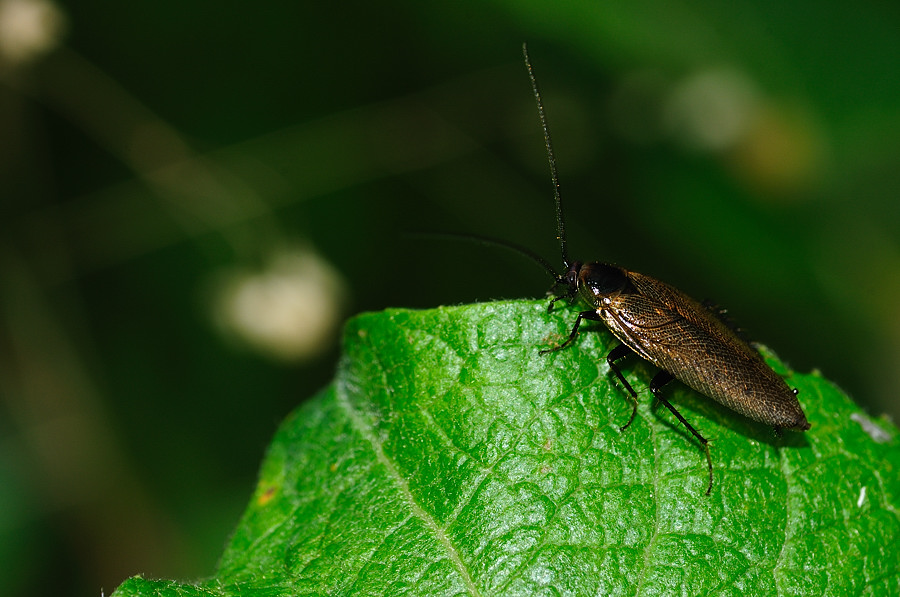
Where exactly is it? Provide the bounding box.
[521,44,809,494]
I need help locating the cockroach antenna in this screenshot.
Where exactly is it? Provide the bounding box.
[523,42,570,271]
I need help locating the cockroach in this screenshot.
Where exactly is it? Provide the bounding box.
[519,44,809,495]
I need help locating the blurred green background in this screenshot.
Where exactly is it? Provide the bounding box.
[2,0,900,595]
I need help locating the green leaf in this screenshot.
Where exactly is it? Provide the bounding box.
[113,300,900,596]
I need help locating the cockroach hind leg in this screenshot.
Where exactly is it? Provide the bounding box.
[697,440,715,496]
[650,370,715,495]
[704,446,714,496]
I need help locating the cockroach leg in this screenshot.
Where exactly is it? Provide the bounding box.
[539,309,601,355]
[605,343,639,431]
[649,371,714,495]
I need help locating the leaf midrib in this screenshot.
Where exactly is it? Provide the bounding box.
[336,334,483,597]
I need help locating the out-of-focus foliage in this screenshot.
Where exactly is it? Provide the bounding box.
[2,1,900,596]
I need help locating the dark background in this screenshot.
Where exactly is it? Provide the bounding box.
[2,1,900,595]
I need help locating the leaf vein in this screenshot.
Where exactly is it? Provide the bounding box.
[337,337,484,597]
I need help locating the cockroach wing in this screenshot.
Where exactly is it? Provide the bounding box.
[599,270,809,430]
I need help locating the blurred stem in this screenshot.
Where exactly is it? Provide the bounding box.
[0,244,191,587]
[15,47,287,264]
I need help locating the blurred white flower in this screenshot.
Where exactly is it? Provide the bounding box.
[212,249,346,362]
[0,0,65,66]
[663,68,760,152]
[648,66,822,194]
